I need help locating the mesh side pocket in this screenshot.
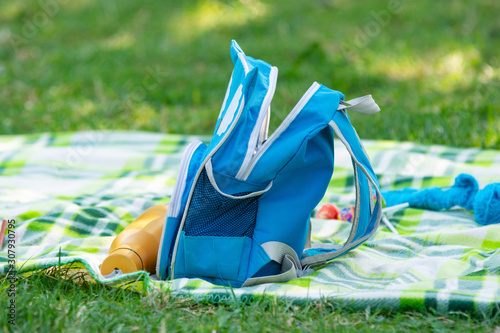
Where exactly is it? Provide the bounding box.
[184,169,259,238]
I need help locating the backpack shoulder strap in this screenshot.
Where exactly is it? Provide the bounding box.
[301,97,383,267]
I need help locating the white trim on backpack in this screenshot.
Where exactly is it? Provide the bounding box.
[205,159,273,199]
[167,141,204,218]
[236,66,278,179]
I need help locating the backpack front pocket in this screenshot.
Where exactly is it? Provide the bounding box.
[183,169,261,238]
[181,233,251,283]
[183,159,272,238]
[173,161,272,285]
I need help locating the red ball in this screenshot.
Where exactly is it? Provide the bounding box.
[316,204,340,220]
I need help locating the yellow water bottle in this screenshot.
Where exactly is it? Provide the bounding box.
[100,205,168,276]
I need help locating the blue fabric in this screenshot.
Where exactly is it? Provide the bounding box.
[156,216,180,280]
[174,231,269,287]
[253,126,335,256]
[183,233,251,284]
[246,86,342,183]
[210,41,275,178]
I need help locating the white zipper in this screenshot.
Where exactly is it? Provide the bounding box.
[167,141,203,218]
[235,66,278,179]
[238,82,321,181]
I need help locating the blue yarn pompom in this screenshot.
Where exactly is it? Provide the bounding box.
[473,183,500,225]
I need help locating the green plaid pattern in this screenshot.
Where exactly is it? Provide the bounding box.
[1,132,499,313]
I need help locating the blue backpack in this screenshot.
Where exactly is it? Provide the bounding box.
[156,41,383,287]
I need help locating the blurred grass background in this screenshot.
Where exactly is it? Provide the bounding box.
[1,0,499,148]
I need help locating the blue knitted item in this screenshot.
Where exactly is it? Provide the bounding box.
[409,174,478,210]
[383,174,478,210]
[383,174,500,226]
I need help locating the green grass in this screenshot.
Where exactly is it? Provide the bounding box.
[1,266,499,332]
[1,0,500,331]
[1,0,499,147]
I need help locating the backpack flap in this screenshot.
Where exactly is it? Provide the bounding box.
[210,41,278,178]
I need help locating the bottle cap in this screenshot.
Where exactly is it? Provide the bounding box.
[100,246,144,276]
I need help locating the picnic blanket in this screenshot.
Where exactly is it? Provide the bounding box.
[1,131,499,314]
